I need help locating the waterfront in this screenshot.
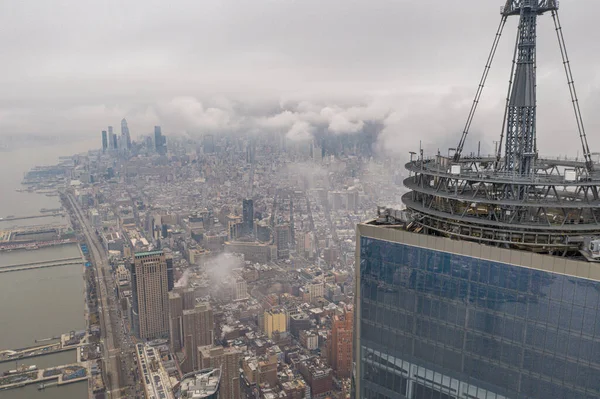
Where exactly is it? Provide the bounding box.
[0,381,87,399]
[0,140,95,398]
[0,350,76,374]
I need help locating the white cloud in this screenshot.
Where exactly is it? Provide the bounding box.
[286,121,313,141]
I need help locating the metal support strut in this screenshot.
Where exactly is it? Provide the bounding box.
[551,10,594,172]
[454,16,508,162]
[496,21,522,167]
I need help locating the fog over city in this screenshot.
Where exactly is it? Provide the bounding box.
[2,0,600,157]
[2,2,600,398]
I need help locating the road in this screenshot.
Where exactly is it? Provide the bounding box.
[66,193,130,398]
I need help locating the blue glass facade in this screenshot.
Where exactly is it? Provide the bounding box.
[358,235,600,399]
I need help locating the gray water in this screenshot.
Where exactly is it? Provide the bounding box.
[0,381,88,399]
[0,139,96,399]
[0,251,85,350]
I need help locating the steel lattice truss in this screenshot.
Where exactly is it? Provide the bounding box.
[404,1,600,253]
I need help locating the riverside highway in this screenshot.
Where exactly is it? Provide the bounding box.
[65,192,132,398]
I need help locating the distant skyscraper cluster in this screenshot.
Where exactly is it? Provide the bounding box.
[100,120,171,156]
[100,118,132,152]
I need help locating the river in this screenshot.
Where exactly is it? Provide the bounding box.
[0,139,96,399]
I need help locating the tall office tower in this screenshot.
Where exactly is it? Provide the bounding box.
[168,292,184,353]
[154,125,161,150]
[107,126,114,150]
[111,133,118,150]
[327,306,353,379]
[181,287,196,310]
[154,125,167,155]
[274,224,290,260]
[289,197,295,247]
[166,255,174,291]
[169,287,197,353]
[130,251,169,339]
[355,2,600,399]
[246,139,255,164]
[232,278,248,301]
[101,130,108,152]
[181,302,214,373]
[121,118,131,150]
[203,134,215,154]
[178,368,221,399]
[242,199,254,236]
[198,345,242,399]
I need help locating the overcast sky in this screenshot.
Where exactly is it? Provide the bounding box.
[1,0,599,157]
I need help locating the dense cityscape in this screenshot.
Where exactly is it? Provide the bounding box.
[0,121,403,399]
[2,1,600,399]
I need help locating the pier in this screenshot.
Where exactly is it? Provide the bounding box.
[0,331,92,392]
[0,362,89,391]
[0,257,82,273]
[0,237,79,252]
[0,332,88,364]
[0,213,64,222]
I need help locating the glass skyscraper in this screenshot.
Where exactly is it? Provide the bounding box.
[355,223,600,399]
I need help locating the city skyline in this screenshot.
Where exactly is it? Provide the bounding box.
[1,1,600,399]
[0,2,599,160]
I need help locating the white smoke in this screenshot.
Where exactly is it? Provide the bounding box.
[204,253,243,283]
[175,268,193,288]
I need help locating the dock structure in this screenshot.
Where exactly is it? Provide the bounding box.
[0,362,90,391]
[0,331,88,364]
[0,237,78,252]
[0,257,82,273]
[0,213,65,222]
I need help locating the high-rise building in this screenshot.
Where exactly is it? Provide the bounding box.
[203,134,215,154]
[121,118,131,150]
[169,287,196,353]
[168,291,184,353]
[181,287,196,310]
[130,251,169,339]
[154,125,161,147]
[356,2,600,399]
[108,126,116,150]
[264,308,287,339]
[357,214,600,398]
[274,224,290,259]
[181,302,214,373]
[101,130,108,152]
[242,199,254,236]
[154,126,167,155]
[166,256,174,291]
[327,306,353,378]
[246,139,255,164]
[178,368,221,399]
[198,345,242,399]
[107,126,118,150]
[232,278,248,301]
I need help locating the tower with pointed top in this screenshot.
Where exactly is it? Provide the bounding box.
[355,2,600,399]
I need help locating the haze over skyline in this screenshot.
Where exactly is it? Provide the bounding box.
[1,0,600,157]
